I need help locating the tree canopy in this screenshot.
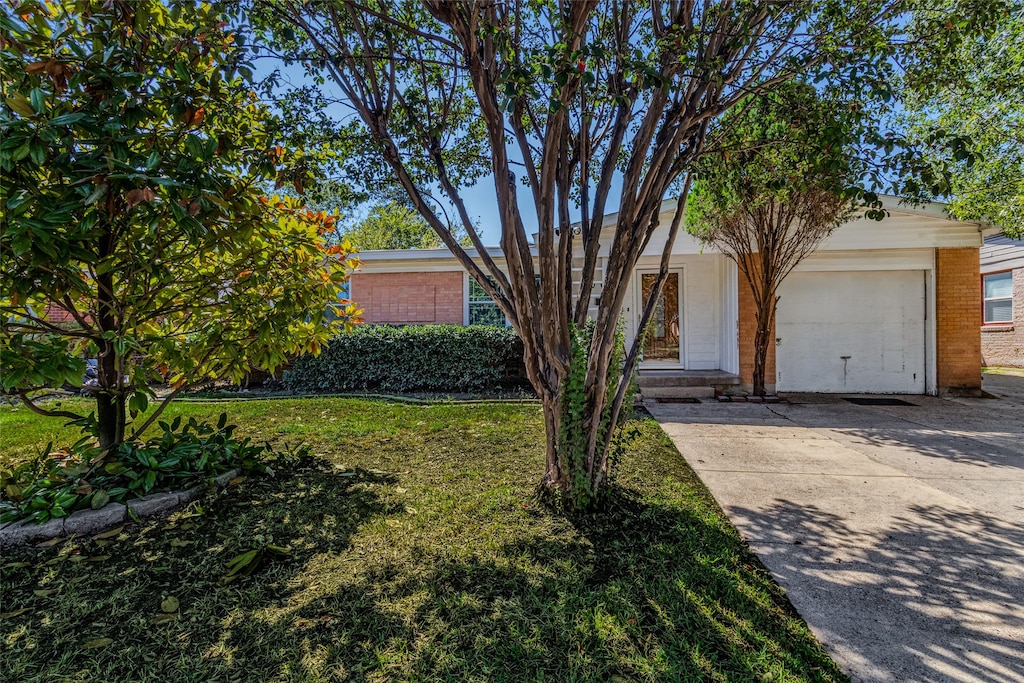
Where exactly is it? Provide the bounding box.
[342,201,473,250]
[902,6,1023,235]
[0,0,359,447]
[688,81,861,395]
[254,0,1007,511]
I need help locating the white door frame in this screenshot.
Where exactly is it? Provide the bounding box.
[636,267,685,368]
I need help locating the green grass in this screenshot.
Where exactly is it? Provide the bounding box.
[1,398,846,682]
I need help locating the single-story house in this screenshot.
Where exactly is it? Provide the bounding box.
[980,233,1024,368]
[349,196,988,396]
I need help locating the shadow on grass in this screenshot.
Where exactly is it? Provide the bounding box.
[2,468,844,683]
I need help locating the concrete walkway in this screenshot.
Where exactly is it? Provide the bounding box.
[647,374,1024,683]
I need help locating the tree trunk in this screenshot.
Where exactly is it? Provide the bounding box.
[533,325,621,513]
[95,218,125,449]
[751,288,777,397]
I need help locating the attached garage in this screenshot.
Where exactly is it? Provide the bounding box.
[776,270,928,393]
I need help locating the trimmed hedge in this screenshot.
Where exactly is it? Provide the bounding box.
[283,325,530,394]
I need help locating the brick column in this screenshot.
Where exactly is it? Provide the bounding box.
[935,247,983,393]
[737,258,776,394]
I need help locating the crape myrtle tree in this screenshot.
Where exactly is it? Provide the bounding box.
[257,0,1007,511]
[0,0,360,449]
[687,82,861,397]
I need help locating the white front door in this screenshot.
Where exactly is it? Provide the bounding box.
[637,269,683,366]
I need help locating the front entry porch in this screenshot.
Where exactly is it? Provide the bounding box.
[636,368,741,401]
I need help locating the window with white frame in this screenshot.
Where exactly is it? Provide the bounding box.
[468,277,507,326]
[983,271,1013,323]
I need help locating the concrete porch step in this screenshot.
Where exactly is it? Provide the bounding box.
[636,369,741,388]
[638,385,716,399]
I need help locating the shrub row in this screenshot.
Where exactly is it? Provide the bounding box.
[283,324,530,394]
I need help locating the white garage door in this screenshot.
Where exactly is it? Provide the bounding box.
[776,271,927,393]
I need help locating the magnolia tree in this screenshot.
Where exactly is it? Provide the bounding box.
[256,0,1006,511]
[0,0,360,449]
[687,82,861,396]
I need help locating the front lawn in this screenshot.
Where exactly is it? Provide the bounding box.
[1,398,845,682]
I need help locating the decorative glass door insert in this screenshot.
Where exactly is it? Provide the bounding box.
[640,272,681,363]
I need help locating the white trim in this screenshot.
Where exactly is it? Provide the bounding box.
[793,249,935,272]
[926,266,936,395]
[720,258,739,374]
[462,273,471,325]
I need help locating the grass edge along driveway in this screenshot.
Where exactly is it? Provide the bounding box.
[1,398,847,683]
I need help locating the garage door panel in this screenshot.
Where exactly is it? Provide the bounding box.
[776,271,926,393]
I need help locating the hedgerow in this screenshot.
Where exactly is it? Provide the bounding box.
[283,325,529,394]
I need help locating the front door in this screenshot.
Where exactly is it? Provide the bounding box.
[638,270,682,365]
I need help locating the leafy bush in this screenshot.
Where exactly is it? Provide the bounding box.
[283,325,529,394]
[0,414,302,525]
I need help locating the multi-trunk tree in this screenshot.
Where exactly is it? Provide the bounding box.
[687,82,862,397]
[257,0,1006,511]
[0,0,359,448]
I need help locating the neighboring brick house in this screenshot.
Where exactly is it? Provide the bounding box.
[980,234,1024,368]
[350,195,988,396]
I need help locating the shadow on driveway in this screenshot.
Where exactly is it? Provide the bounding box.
[647,384,1024,683]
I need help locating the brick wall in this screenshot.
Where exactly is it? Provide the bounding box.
[737,260,776,393]
[936,247,983,392]
[351,271,464,325]
[981,267,1024,368]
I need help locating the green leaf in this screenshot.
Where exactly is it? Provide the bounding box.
[160,596,179,613]
[6,94,35,117]
[90,489,110,510]
[225,549,258,577]
[29,88,45,115]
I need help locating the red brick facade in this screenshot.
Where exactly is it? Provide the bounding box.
[350,271,464,325]
[936,247,983,392]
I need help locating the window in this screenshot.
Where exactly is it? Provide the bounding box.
[468,277,507,326]
[983,271,1013,323]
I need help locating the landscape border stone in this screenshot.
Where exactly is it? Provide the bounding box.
[0,468,240,549]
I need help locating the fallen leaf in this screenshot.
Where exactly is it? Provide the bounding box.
[93,526,124,540]
[94,539,114,547]
[1,608,32,619]
[150,613,177,625]
[38,536,67,547]
[33,589,59,597]
[88,555,111,562]
[82,637,113,649]
[228,476,246,486]
[161,596,179,613]
[2,562,31,569]
[395,487,407,494]
[170,539,193,548]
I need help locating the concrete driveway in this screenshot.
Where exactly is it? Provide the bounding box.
[646,373,1024,683]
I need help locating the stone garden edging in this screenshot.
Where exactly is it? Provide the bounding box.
[0,468,240,548]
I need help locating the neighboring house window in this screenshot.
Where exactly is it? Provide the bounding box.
[983,271,1013,323]
[468,277,506,326]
